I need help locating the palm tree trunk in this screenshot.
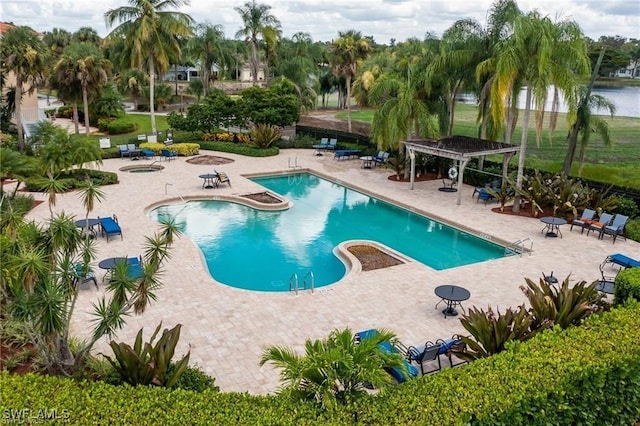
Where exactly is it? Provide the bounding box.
[149,59,157,135]
[15,77,24,150]
[72,102,80,135]
[251,40,259,86]
[513,86,532,213]
[82,86,90,135]
[577,142,587,176]
[174,64,179,97]
[346,75,352,133]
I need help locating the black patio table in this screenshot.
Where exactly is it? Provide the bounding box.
[98,257,130,282]
[199,173,219,189]
[540,216,567,238]
[74,218,100,236]
[434,285,471,318]
[129,149,142,160]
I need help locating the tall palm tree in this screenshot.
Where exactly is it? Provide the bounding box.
[492,12,589,212]
[187,23,230,96]
[0,26,49,149]
[105,0,193,135]
[234,0,281,86]
[330,30,372,133]
[275,33,323,110]
[72,27,102,46]
[116,68,147,110]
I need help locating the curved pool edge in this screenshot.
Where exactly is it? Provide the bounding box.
[334,240,415,276]
[143,191,292,215]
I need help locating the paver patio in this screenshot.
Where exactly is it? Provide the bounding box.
[25,149,640,394]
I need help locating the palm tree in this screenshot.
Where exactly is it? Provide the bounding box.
[105,0,193,135]
[234,0,281,86]
[57,42,111,135]
[260,328,407,410]
[330,30,372,133]
[492,12,589,212]
[52,46,84,134]
[187,23,230,96]
[116,68,147,110]
[0,26,49,149]
[72,27,101,46]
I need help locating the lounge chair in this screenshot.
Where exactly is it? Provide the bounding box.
[74,263,98,289]
[161,149,177,161]
[476,188,495,205]
[334,149,361,160]
[599,253,640,287]
[216,171,231,188]
[326,138,338,151]
[141,149,155,159]
[126,256,144,279]
[355,329,418,383]
[405,341,442,375]
[99,215,122,242]
[570,208,596,233]
[586,212,613,237]
[600,214,628,242]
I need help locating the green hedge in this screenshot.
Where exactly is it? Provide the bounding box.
[198,141,278,157]
[24,169,118,191]
[625,219,640,243]
[614,268,640,305]
[139,142,200,156]
[2,303,639,425]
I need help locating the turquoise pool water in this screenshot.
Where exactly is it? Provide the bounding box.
[149,173,505,292]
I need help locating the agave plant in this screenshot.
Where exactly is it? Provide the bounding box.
[486,179,515,212]
[103,322,190,388]
[456,305,535,362]
[250,123,282,148]
[515,171,551,216]
[520,275,609,331]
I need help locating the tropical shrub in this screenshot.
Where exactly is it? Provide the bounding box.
[624,218,640,243]
[614,268,640,306]
[105,118,137,135]
[104,323,190,388]
[139,142,200,156]
[250,124,282,149]
[201,132,249,143]
[24,169,117,192]
[260,328,408,410]
[169,364,219,392]
[614,196,639,218]
[521,276,608,331]
[457,305,535,362]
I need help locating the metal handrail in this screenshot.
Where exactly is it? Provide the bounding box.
[165,183,186,203]
[303,271,315,294]
[289,273,299,295]
[505,237,533,257]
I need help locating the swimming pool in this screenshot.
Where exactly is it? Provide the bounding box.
[149,173,505,292]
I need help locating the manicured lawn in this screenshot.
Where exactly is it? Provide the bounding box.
[335,104,640,189]
[83,114,170,145]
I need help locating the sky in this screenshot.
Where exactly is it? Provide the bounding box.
[1,0,638,43]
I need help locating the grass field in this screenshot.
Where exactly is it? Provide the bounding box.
[91,114,170,145]
[335,104,640,189]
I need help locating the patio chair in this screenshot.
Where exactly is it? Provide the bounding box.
[126,256,144,279]
[141,149,155,159]
[570,208,596,233]
[586,212,613,237]
[312,137,329,155]
[543,271,558,285]
[216,171,231,188]
[326,138,338,150]
[436,334,469,368]
[161,149,177,161]
[118,144,130,158]
[99,215,122,242]
[405,341,442,375]
[476,188,495,205]
[73,263,98,289]
[373,151,390,167]
[600,214,628,243]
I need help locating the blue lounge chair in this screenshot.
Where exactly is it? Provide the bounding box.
[99,215,122,242]
[161,149,177,161]
[74,263,98,289]
[118,144,130,158]
[355,329,418,383]
[599,253,640,285]
[586,212,613,237]
[405,341,442,375]
[326,138,338,150]
[141,149,155,159]
[600,214,628,242]
[126,256,144,279]
[570,208,596,233]
[334,149,361,160]
[312,137,329,149]
[476,188,495,205]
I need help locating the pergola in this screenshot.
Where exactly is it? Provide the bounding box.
[402,135,521,205]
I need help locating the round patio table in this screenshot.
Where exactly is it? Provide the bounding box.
[199,173,219,189]
[98,257,130,282]
[74,218,100,237]
[434,285,470,318]
[540,216,567,238]
[360,156,373,169]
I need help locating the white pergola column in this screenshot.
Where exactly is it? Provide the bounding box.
[456,158,470,205]
[408,147,416,190]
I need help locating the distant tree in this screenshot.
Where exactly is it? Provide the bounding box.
[115,68,147,110]
[105,0,193,134]
[187,23,231,96]
[238,86,299,127]
[330,30,372,132]
[72,27,102,46]
[43,28,72,57]
[0,26,49,149]
[234,0,281,86]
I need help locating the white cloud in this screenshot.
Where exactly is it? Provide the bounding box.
[2,0,638,42]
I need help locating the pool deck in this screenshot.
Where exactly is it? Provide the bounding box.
[25,149,640,394]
